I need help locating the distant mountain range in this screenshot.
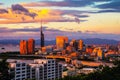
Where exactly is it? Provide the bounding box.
[83,38,119,45]
[0,38,119,45]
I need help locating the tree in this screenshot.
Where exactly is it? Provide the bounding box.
[60,60,120,80]
[0,59,12,80]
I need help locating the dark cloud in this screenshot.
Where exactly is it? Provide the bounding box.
[0,9,8,14]
[24,0,111,7]
[17,28,40,32]
[43,18,87,23]
[97,9,120,13]
[55,10,89,23]
[61,0,93,7]
[0,27,13,33]
[63,0,111,7]
[39,0,91,7]
[0,27,36,33]
[60,10,90,17]
[61,10,89,23]
[25,12,37,19]
[0,27,65,40]
[85,30,97,34]
[73,14,89,18]
[11,4,37,19]
[45,30,120,41]
[12,4,28,12]
[0,27,120,40]
[75,17,80,24]
[46,28,65,33]
[64,0,111,1]
[0,27,47,33]
[0,27,76,34]
[0,3,3,5]
[96,1,120,10]
[94,0,120,13]
[61,10,82,15]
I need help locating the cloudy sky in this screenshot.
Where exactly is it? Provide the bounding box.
[0,0,120,40]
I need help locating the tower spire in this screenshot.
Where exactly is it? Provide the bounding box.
[40,19,44,48]
[41,20,42,31]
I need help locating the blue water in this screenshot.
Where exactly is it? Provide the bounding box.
[0,45,19,53]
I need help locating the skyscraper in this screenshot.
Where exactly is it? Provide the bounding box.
[28,38,35,54]
[20,39,35,55]
[78,40,83,50]
[97,47,104,60]
[40,21,44,48]
[20,40,28,55]
[56,36,68,50]
[70,39,78,51]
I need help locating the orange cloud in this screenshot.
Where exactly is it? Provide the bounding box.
[0,6,64,24]
[0,9,33,24]
[0,4,83,24]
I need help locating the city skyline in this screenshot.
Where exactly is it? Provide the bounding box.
[0,0,120,40]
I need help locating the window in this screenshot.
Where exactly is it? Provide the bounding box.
[16,64,20,67]
[22,63,25,66]
[16,68,20,70]
[48,61,50,63]
[16,75,20,77]
[16,72,20,74]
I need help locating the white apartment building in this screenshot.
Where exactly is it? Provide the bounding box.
[8,59,63,80]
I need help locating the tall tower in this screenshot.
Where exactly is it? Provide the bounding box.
[40,20,44,47]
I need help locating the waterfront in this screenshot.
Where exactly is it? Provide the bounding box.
[0,45,19,53]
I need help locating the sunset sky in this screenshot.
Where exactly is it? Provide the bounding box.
[0,0,120,40]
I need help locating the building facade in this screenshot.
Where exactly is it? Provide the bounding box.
[20,40,28,55]
[8,59,63,80]
[56,36,68,50]
[78,40,83,50]
[28,39,35,54]
[97,47,104,59]
[20,39,35,55]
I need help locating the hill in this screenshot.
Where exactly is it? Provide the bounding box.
[0,38,119,45]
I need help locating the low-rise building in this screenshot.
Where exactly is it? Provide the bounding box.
[62,69,78,78]
[79,68,96,74]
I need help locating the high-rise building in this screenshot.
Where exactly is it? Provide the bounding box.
[73,40,78,51]
[20,39,35,55]
[78,40,83,50]
[28,38,35,54]
[20,40,28,55]
[70,39,75,47]
[41,47,46,53]
[8,59,63,80]
[66,46,72,53]
[40,21,44,48]
[86,46,93,54]
[56,36,68,50]
[70,39,78,51]
[97,47,104,59]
